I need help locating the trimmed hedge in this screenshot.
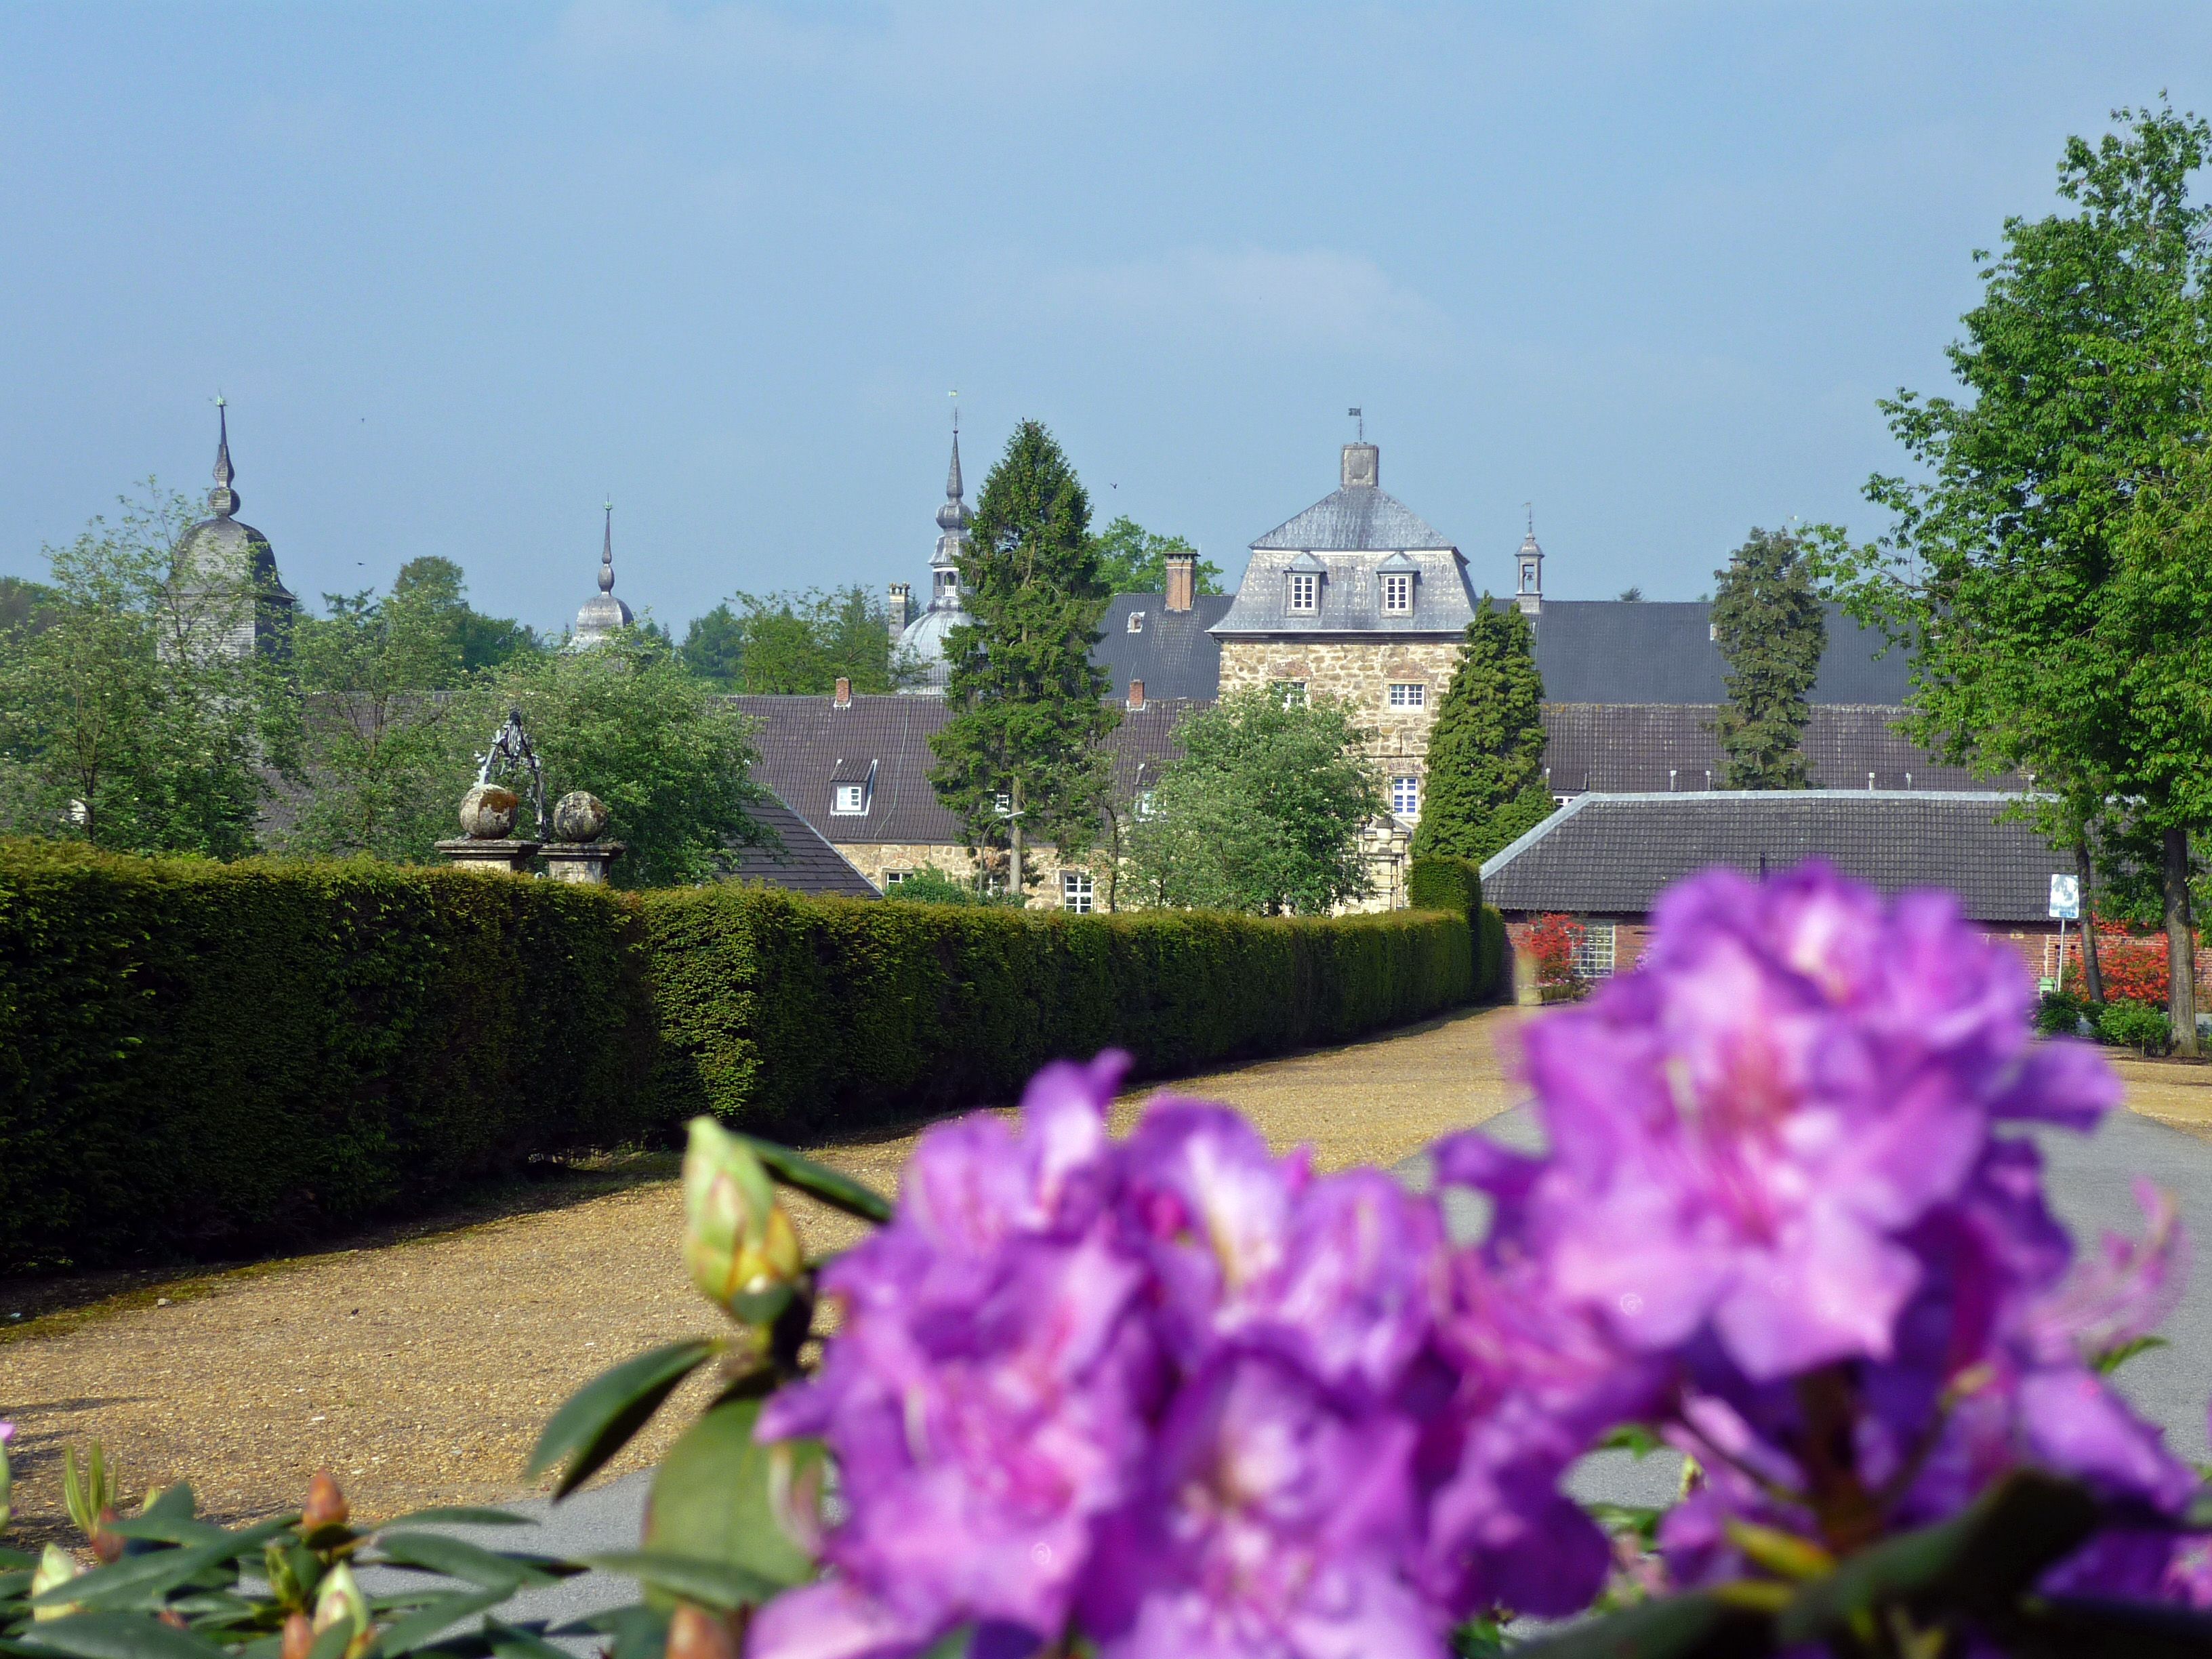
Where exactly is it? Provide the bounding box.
[0,841,657,1273]
[1406,855,1482,921]
[644,888,1473,1136]
[1478,904,1507,998]
[1,842,1478,1270]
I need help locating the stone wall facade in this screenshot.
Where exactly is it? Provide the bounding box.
[1218,636,1460,912]
[831,838,1106,912]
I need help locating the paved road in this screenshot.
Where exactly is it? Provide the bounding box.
[405,1099,2212,1644]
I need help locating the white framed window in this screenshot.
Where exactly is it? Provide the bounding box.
[1127,611,1146,634]
[883,869,912,886]
[1062,870,1094,914]
[832,783,867,814]
[1286,571,1319,613]
[1573,921,1618,981]
[1380,572,1413,614]
[1136,789,1157,819]
[1390,775,1420,817]
[994,790,1012,815]
[1271,680,1307,708]
[1387,682,1425,709]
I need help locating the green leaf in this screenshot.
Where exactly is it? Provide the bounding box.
[372,1534,570,1594]
[914,1629,975,1659]
[2093,1334,2169,1374]
[1597,1424,1663,1458]
[737,1136,894,1225]
[552,1601,671,1659]
[142,1486,195,1523]
[373,1586,513,1654]
[525,1338,720,1500]
[483,1620,573,1659]
[1776,1470,2097,1641]
[578,1551,781,1614]
[374,1509,533,1530]
[1507,1591,1774,1658]
[2008,1594,2212,1657]
[37,1516,296,1612]
[14,1612,227,1659]
[100,1517,232,1548]
[644,1397,821,1595]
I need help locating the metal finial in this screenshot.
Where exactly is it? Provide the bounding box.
[1525,502,1534,537]
[1348,405,1364,441]
[949,387,959,435]
[209,396,239,517]
[599,502,616,594]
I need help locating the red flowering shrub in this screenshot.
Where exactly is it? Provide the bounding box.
[2066,919,2180,1006]
[1527,912,1586,1002]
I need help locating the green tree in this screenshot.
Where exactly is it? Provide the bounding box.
[1711,527,1824,789]
[390,556,539,674]
[1410,598,1553,863]
[1819,103,2212,1052]
[930,421,1118,894]
[464,630,769,887]
[686,587,919,694]
[0,576,54,637]
[281,583,474,861]
[1088,514,1226,595]
[1125,687,1382,914]
[0,488,280,856]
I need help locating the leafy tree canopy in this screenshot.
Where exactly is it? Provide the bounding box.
[1088,514,1226,596]
[1126,687,1382,915]
[684,587,921,695]
[1712,527,1825,789]
[1410,598,1553,863]
[389,556,539,676]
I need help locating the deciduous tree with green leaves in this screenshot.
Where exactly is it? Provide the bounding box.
[1410,598,1553,863]
[388,556,539,673]
[1088,514,1226,595]
[1818,102,2212,1052]
[929,422,1118,894]
[684,588,920,695]
[1712,527,1825,789]
[1125,687,1383,915]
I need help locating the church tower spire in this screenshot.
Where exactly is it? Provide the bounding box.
[210,395,239,518]
[930,415,970,611]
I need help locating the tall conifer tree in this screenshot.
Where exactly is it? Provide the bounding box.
[1410,598,1553,863]
[928,421,1118,893]
[1711,527,1825,789]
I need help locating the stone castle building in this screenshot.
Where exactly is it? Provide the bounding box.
[174,401,294,658]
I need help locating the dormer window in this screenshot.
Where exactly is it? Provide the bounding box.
[1380,573,1413,615]
[833,783,866,815]
[832,757,877,815]
[1127,610,1146,634]
[1286,571,1319,614]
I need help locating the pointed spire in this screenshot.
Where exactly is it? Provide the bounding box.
[209,395,239,518]
[936,429,970,534]
[599,500,616,594]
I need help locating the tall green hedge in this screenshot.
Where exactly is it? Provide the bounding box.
[1406,855,1482,921]
[0,841,656,1273]
[644,888,1472,1135]
[1,842,1477,1271]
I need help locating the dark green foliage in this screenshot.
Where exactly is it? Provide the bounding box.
[0,840,657,1274]
[1711,528,1824,789]
[2097,997,2174,1054]
[642,883,1474,1136]
[1088,514,1226,595]
[1412,599,1553,863]
[388,556,539,674]
[684,588,920,695]
[930,422,1119,883]
[1407,855,1482,920]
[1478,904,1507,999]
[885,865,1025,907]
[0,575,55,636]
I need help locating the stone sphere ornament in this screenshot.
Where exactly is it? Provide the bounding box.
[551,790,611,844]
[457,784,521,840]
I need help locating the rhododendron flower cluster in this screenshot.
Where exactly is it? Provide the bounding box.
[750,863,2209,1658]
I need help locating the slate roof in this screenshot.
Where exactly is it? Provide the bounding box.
[1250,485,1454,552]
[1540,704,2011,796]
[1212,547,1482,638]
[732,693,1201,848]
[1094,593,1235,702]
[1529,602,1914,704]
[724,792,882,897]
[1480,791,2061,924]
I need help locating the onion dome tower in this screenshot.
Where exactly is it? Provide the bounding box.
[571,501,634,648]
[895,421,973,691]
[176,398,295,658]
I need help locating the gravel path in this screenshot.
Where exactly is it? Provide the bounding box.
[1,1006,1527,1540]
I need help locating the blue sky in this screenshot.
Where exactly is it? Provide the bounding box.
[4,2,2209,635]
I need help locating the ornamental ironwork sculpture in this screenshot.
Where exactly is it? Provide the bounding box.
[474,708,547,839]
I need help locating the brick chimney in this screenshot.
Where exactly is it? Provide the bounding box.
[1126,678,1145,711]
[834,676,853,708]
[886,582,912,638]
[1163,554,1195,614]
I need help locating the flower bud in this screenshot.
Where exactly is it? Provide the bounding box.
[266,1538,322,1610]
[312,1561,372,1656]
[90,1504,123,1564]
[666,1602,745,1659]
[30,1544,82,1621]
[682,1118,802,1319]
[302,1470,350,1532]
[281,1612,315,1659]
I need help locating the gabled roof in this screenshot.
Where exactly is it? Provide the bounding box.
[725,792,882,898]
[1528,601,1914,704]
[1481,791,2059,924]
[1250,487,1453,552]
[1094,592,1235,702]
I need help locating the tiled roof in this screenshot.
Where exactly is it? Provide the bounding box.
[1529,602,1914,705]
[726,792,882,897]
[1540,704,2010,795]
[1250,485,1454,552]
[1094,593,1235,702]
[733,693,1200,848]
[1481,791,2062,923]
[1212,548,1482,638]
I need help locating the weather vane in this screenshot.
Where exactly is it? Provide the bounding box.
[1348,405,1364,441]
[949,388,960,434]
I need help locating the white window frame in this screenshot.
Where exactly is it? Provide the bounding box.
[1573,921,1618,981]
[1286,571,1319,614]
[1380,572,1413,615]
[1387,682,1425,709]
[1135,788,1157,820]
[1390,775,1420,818]
[883,869,912,887]
[832,782,867,815]
[1271,680,1308,708]
[1061,870,1094,914]
[1127,611,1146,634]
